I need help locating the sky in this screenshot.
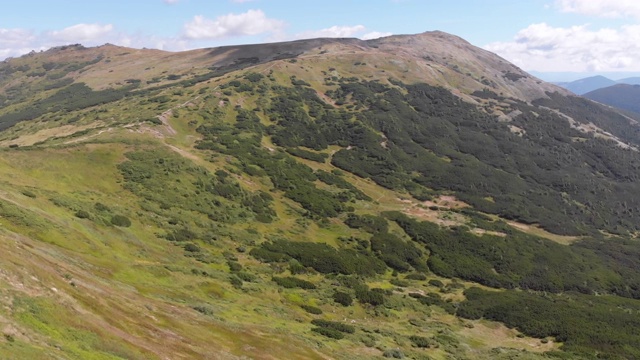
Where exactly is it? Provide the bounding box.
[2,0,640,81]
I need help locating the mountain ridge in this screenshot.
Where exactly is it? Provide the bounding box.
[3,31,569,100]
[584,83,640,114]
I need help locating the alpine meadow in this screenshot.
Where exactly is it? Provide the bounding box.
[2,31,640,359]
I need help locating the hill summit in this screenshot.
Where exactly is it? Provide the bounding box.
[1,31,640,359]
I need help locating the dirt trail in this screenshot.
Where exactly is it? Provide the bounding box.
[157,95,201,136]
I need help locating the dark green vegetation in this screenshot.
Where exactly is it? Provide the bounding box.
[198,72,640,236]
[458,288,640,359]
[250,240,386,276]
[388,211,640,297]
[0,82,135,130]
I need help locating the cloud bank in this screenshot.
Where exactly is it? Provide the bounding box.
[183,10,285,39]
[486,23,640,72]
[484,0,640,72]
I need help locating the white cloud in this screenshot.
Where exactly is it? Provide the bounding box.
[49,23,114,43]
[164,0,180,4]
[0,28,36,48]
[183,9,284,39]
[361,31,393,40]
[0,19,391,62]
[294,25,365,39]
[556,0,640,19]
[485,23,640,72]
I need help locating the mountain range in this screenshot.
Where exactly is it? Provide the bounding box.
[1,31,640,359]
[554,75,640,95]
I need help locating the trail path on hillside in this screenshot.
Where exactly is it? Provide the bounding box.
[157,94,202,135]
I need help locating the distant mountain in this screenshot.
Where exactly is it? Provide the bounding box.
[557,75,617,95]
[616,77,640,85]
[584,83,640,113]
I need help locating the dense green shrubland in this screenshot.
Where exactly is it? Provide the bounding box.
[250,240,386,276]
[0,83,136,130]
[232,76,640,236]
[386,211,640,297]
[458,288,640,358]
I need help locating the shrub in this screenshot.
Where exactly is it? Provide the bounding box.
[333,291,353,306]
[184,243,201,253]
[228,261,243,272]
[235,272,256,282]
[405,273,427,281]
[251,240,385,276]
[110,214,131,227]
[356,287,385,306]
[390,278,409,288]
[94,202,110,211]
[311,319,355,333]
[311,327,343,339]
[301,304,323,314]
[382,349,404,358]
[272,276,316,289]
[229,275,243,289]
[409,335,434,348]
[417,293,456,314]
[74,210,90,219]
[147,117,163,125]
[245,73,264,83]
[21,190,36,198]
[192,305,214,315]
[166,228,197,242]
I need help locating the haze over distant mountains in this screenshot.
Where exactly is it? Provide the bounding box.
[553,75,640,95]
[582,83,640,114]
[546,75,640,115]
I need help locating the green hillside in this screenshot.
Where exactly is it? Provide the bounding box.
[584,83,640,114]
[0,33,640,359]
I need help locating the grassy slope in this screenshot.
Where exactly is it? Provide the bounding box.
[0,127,556,360]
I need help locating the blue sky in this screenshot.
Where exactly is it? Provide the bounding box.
[2,0,640,80]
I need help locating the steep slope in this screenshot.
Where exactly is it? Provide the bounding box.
[1,32,640,359]
[584,83,640,113]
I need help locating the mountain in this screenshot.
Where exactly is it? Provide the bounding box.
[584,83,640,113]
[553,75,640,94]
[554,75,617,94]
[2,32,640,359]
[616,76,640,85]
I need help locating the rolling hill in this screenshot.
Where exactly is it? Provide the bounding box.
[1,32,640,359]
[584,83,640,114]
[553,75,617,95]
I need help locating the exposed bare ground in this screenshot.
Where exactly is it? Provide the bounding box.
[399,195,470,227]
[459,320,558,353]
[3,122,106,147]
